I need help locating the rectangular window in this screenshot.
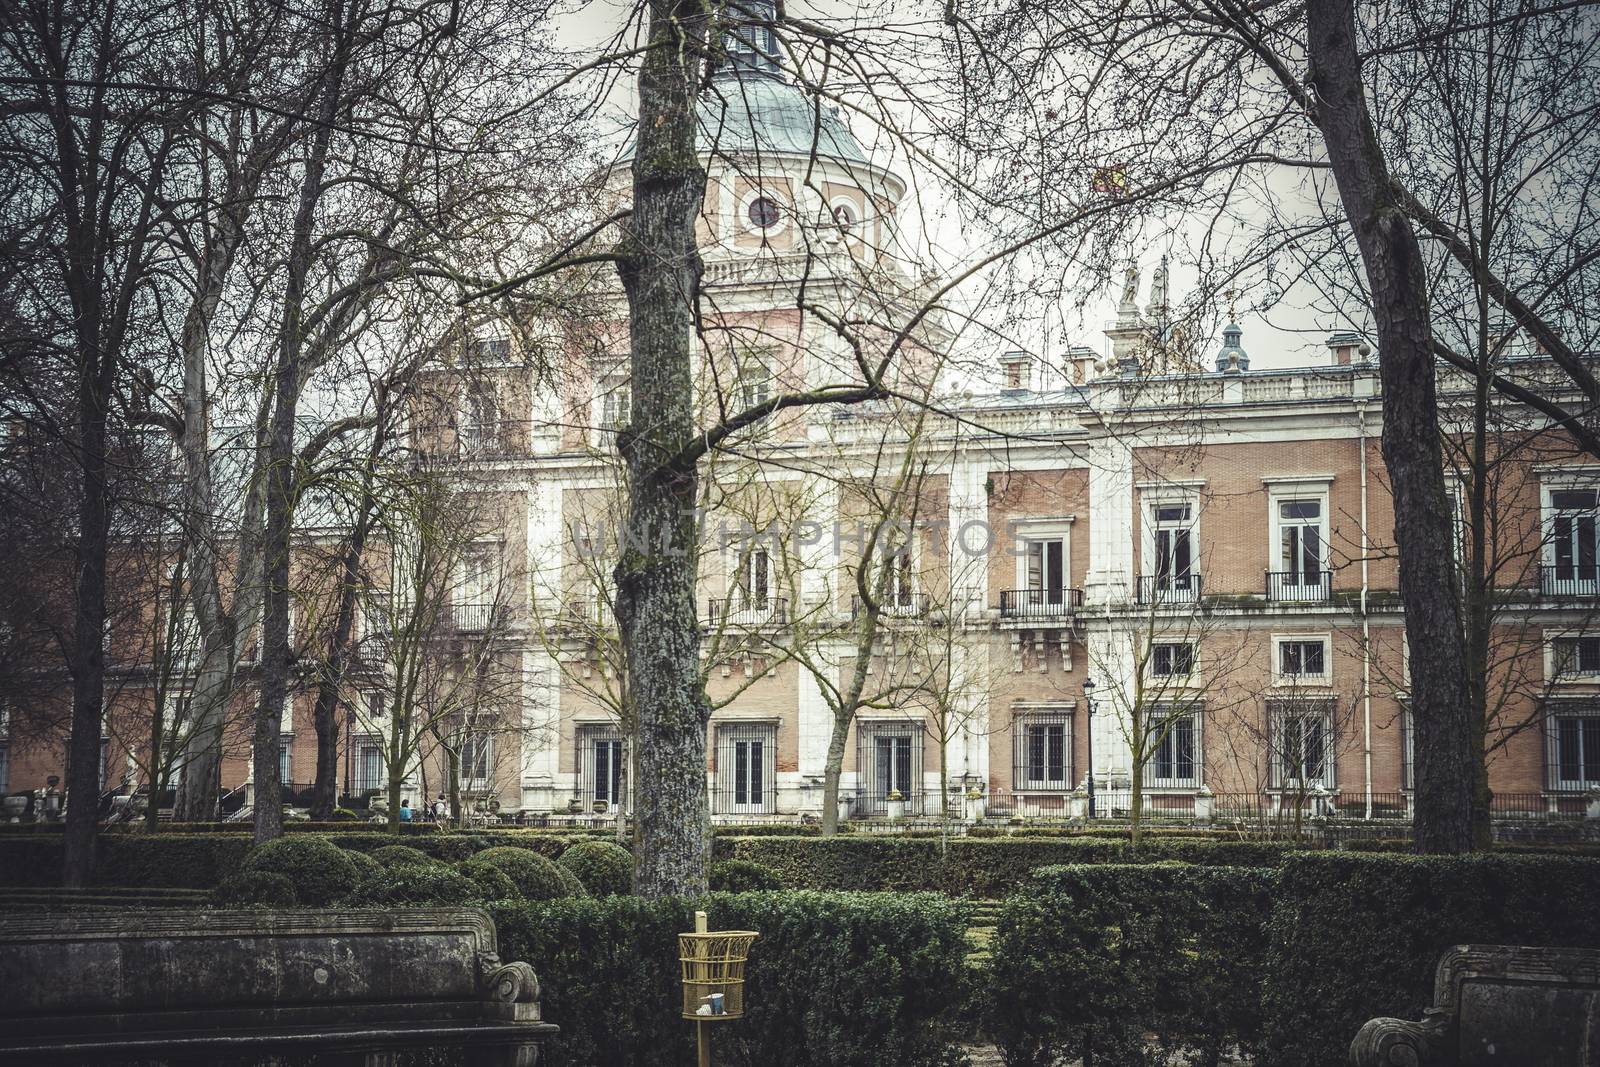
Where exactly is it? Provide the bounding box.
[355,739,384,795]
[461,732,493,787]
[1151,503,1196,591]
[1278,499,1323,582]
[1271,700,1335,789]
[593,737,625,806]
[1012,710,1072,791]
[278,738,293,787]
[857,722,924,815]
[1551,488,1600,587]
[1151,712,1198,785]
[1278,638,1328,680]
[1549,710,1600,789]
[1152,642,1195,677]
[714,725,776,815]
[1025,538,1066,601]
[1553,636,1600,677]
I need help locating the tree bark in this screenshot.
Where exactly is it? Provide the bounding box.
[1307,0,1475,853]
[613,0,714,897]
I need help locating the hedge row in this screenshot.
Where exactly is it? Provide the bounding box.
[0,832,596,888]
[1261,852,1600,1065]
[489,891,970,1067]
[989,864,1275,1065]
[716,836,1303,895]
[985,852,1600,1067]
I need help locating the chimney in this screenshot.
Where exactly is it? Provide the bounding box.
[1000,350,1032,392]
[1065,345,1097,385]
[1326,331,1362,366]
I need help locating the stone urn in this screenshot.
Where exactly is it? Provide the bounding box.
[3,795,27,822]
[836,796,852,824]
[592,800,608,815]
[885,791,906,822]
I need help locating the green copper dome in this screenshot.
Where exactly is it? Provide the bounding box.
[619,75,869,167]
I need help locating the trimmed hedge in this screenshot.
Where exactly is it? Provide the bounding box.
[988,864,1274,1065]
[343,865,488,906]
[369,844,443,869]
[558,840,633,896]
[710,860,783,892]
[1261,852,1600,1066]
[469,847,583,900]
[718,836,1302,895]
[489,891,970,1067]
[212,870,299,907]
[241,836,359,906]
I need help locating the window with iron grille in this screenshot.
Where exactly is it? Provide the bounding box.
[1149,708,1200,786]
[1269,698,1336,789]
[713,724,777,814]
[856,721,924,815]
[1399,701,1414,791]
[577,724,627,810]
[354,736,384,795]
[1012,709,1072,791]
[1546,705,1600,790]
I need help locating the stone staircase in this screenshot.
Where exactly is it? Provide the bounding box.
[966,898,1004,966]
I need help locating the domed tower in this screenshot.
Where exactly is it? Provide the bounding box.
[606,0,916,409]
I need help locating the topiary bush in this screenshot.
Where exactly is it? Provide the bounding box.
[240,835,359,905]
[369,844,442,870]
[458,859,520,900]
[468,847,580,900]
[709,859,782,892]
[344,864,485,906]
[212,869,299,907]
[1261,852,1600,1066]
[554,864,589,898]
[344,848,382,879]
[430,835,484,862]
[987,863,1275,1066]
[558,840,633,896]
[489,891,971,1067]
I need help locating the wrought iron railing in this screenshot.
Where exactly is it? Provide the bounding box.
[1541,564,1600,598]
[851,592,931,618]
[1264,570,1332,603]
[1136,573,1203,604]
[997,586,1084,618]
[707,596,788,626]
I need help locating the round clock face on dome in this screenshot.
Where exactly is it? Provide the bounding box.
[747,196,782,230]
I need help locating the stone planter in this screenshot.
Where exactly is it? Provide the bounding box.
[837,797,852,823]
[3,795,27,822]
[1586,788,1600,821]
[885,796,906,821]
[964,793,985,822]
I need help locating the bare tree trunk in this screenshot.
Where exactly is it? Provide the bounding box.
[1307,0,1475,854]
[612,0,713,898]
[64,395,108,886]
[253,1,351,845]
[820,716,850,835]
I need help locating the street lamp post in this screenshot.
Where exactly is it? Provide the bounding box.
[1083,678,1097,819]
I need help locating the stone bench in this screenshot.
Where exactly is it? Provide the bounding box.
[1350,943,1600,1066]
[0,907,557,1066]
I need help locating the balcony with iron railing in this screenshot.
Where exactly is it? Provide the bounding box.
[851,592,931,619]
[1541,564,1600,599]
[707,596,789,626]
[1264,570,1332,603]
[416,419,543,461]
[1136,573,1203,604]
[563,596,612,629]
[997,586,1084,619]
[450,602,497,632]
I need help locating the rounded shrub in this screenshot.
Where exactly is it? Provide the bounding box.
[344,865,482,906]
[241,835,359,906]
[370,844,441,870]
[458,859,520,900]
[468,847,580,901]
[557,840,633,896]
[554,864,589,898]
[710,859,783,892]
[431,835,483,863]
[345,848,383,878]
[213,869,299,907]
